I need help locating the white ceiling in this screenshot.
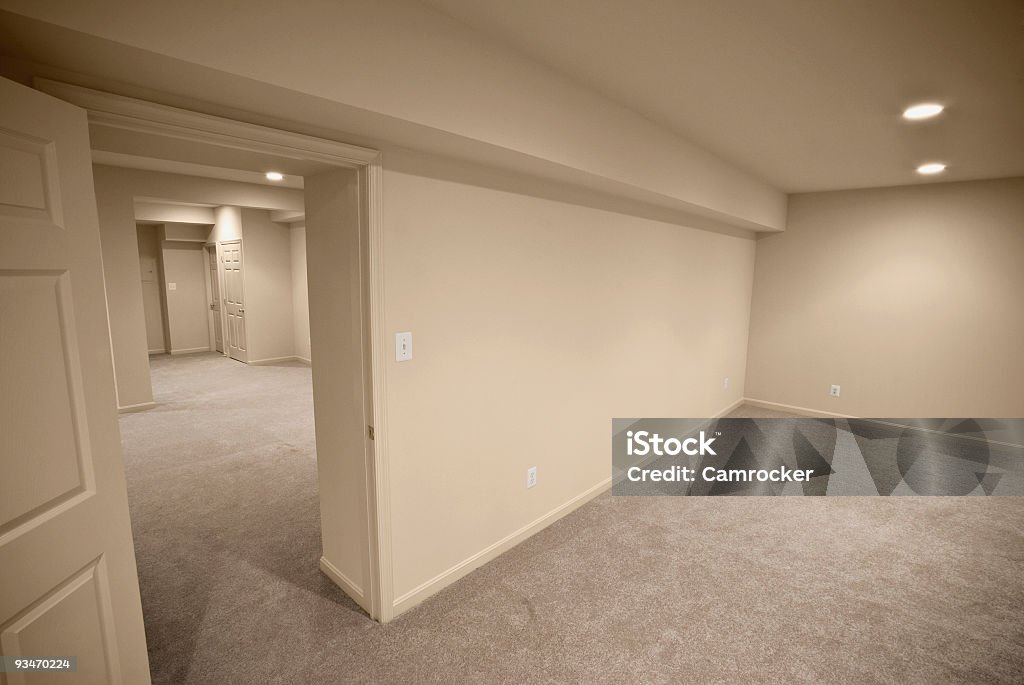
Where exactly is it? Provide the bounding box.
[420,0,1024,192]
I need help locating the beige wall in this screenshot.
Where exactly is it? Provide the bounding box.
[163,223,211,242]
[381,151,756,607]
[93,166,154,409]
[305,168,370,608]
[290,224,311,363]
[211,205,243,243]
[745,177,1024,417]
[135,225,166,354]
[135,201,215,225]
[239,209,294,363]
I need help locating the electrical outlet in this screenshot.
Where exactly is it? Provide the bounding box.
[830,384,841,397]
[723,377,730,389]
[527,466,537,489]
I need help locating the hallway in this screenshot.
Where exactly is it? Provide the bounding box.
[119,353,361,684]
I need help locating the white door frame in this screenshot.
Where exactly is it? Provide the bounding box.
[35,79,396,621]
[201,242,222,354]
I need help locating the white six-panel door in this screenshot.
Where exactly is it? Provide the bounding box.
[0,78,151,683]
[220,239,247,362]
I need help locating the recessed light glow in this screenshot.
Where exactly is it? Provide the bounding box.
[916,162,947,175]
[903,103,944,120]
[265,171,284,181]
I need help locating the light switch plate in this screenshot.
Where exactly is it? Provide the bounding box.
[167,282,177,290]
[395,331,413,361]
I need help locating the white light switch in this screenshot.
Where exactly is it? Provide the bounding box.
[167,282,177,290]
[395,331,413,361]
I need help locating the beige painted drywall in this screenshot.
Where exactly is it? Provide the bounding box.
[93,166,155,409]
[159,236,210,354]
[135,201,215,225]
[136,225,166,354]
[381,151,756,605]
[92,167,303,409]
[212,205,243,243]
[745,177,1024,417]
[290,224,311,363]
[304,168,370,606]
[0,0,785,230]
[163,222,211,242]
[238,209,294,363]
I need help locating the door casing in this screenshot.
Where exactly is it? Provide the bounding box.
[203,243,223,354]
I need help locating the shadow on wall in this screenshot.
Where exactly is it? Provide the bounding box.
[385,149,761,240]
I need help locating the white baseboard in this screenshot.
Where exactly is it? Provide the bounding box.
[742,397,856,419]
[742,398,1023,449]
[396,397,744,616]
[392,476,612,618]
[294,356,311,366]
[148,349,166,355]
[118,401,156,414]
[319,557,370,613]
[712,396,747,419]
[169,347,211,356]
[247,355,308,366]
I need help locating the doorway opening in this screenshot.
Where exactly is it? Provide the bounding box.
[33,78,394,645]
[87,122,382,678]
[205,243,223,354]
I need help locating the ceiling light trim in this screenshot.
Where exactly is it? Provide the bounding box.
[916,162,947,175]
[902,103,945,120]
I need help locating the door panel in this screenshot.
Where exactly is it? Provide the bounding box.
[0,77,151,684]
[0,272,85,531]
[221,240,246,361]
[2,559,120,684]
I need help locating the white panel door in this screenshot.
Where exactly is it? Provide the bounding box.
[0,78,151,683]
[220,239,247,362]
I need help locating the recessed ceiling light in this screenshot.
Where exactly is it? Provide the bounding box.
[916,162,947,175]
[265,171,284,181]
[903,103,944,120]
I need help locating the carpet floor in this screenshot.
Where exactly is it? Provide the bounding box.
[120,354,1024,684]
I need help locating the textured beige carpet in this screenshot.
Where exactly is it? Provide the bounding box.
[120,354,1024,684]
